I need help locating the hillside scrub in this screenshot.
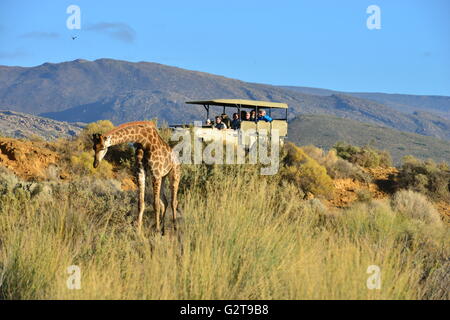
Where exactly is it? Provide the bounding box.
[76,120,115,151]
[397,156,450,201]
[302,145,371,183]
[76,120,134,168]
[70,151,114,179]
[334,142,392,168]
[280,143,334,198]
[391,190,442,227]
[48,120,134,179]
[0,153,449,299]
[0,129,449,299]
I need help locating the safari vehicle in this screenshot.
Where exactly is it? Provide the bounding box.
[178,99,288,148]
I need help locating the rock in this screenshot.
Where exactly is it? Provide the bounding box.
[0,110,83,141]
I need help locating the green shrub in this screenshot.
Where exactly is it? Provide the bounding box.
[397,156,450,201]
[76,120,115,151]
[302,145,371,182]
[68,120,134,172]
[333,142,392,168]
[70,151,114,178]
[0,167,20,195]
[356,189,373,202]
[280,143,334,197]
[28,134,45,142]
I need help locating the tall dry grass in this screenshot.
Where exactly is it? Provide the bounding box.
[0,164,448,300]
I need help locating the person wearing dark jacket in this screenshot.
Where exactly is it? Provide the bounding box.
[242,112,251,121]
[221,113,231,128]
[214,116,227,130]
[230,113,241,130]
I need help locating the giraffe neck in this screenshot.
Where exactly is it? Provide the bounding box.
[105,130,145,147]
[108,134,140,146]
[103,123,163,150]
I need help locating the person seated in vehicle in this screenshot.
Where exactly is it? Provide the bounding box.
[250,110,257,121]
[214,116,227,130]
[221,113,231,128]
[230,113,241,130]
[257,109,273,122]
[242,111,251,121]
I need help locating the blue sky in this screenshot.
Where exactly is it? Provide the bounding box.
[0,0,449,96]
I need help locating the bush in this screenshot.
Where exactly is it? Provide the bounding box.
[356,189,373,202]
[333,142,392,168]
[70,151,114,178]
[397,156,450,201]
[422,261,450,300]
[48,121,115,162]
[391,190,442,227]
[76,120,115,151]
[68,120,134,172]
[28,134,45,142]
[302,145,371,182]
[0,166,20,195]
[280,143,334,198]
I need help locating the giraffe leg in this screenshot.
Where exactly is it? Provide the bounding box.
[160,176,169,235]
[135,147,146,232]
[169,165,180,231]
[152,175,163,233]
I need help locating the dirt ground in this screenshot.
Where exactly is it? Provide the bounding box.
[329,167,399,208]
[0,137,130,190]
[0,137,60,180]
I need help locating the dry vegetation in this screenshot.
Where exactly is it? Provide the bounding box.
[0,121,449,300]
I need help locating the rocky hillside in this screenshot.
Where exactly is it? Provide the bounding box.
[0,137,60,180]
[288,114,450,164]
[0,59,449,140]
[0,110,83,140]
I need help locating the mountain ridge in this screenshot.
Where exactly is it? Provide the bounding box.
[279,85,450,119]
[0,58,449,141]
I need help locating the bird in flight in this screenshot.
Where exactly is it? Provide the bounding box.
[71,36,78,40]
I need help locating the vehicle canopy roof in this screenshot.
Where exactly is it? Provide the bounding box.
[186,99,288,109]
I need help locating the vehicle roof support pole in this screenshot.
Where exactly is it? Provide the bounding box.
[203,104,210,120]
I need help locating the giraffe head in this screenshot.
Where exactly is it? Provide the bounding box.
[92,133,111,168]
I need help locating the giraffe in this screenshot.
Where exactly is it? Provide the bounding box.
[92,121,181,234]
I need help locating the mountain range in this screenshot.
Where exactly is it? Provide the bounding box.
[0,58,449,164]
[0,58,448,141]
[280,86,450,120]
